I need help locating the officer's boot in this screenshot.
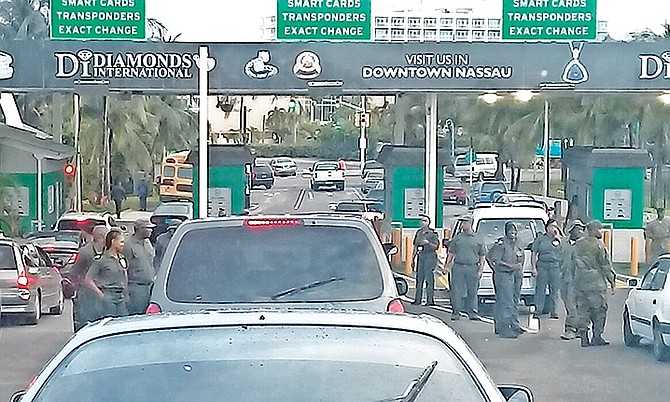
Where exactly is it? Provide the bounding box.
[579,330,590,347]
[590,333,610,346]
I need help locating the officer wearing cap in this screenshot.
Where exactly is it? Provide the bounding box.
[445,215,487,320]
[531,219,563,319]
[645,207,670,265]
[559,219,585,340]
[411,214,440,306]
[572,220,616,347]
[154,219,182,272]
[123,218,156,315]
[487,222,525,338]
[84,229,128,319]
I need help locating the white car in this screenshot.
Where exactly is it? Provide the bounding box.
[306,160,345,191]
[269,157,298,177]
[10,310,533,402]
[623,254,670,361]
[55,211,119,235]
[450,204,548,307]
[454,153,499,181]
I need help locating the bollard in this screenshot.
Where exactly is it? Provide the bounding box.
[391,228,402,267]
[603,230,611,252]
[631,237,639,277]
[405,236,413,275]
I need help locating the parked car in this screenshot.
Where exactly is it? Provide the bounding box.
[147,215,407,314]
[149,201,193,244]
[454,153,498,181]
[364,187,385,209]
[251,164,274,189]
[55,211,119,235]
[361,159,384,178]
[0,239,64,324]
[468,180,508,207]
[449,204,548,307]
[269,156,298,176]
[305,161,345,191]
[443,177,467,205]
[623,254,670,361]
[331,200,384,221]
[22,230,86,269]
[361,170,384,194]
[9,310,533,402]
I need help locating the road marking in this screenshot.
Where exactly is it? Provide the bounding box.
[293,188,306,210]
[308,191,314,200]
[248,204,260,211]
[352,189,363,199]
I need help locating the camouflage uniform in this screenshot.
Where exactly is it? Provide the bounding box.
[560,237,579,336]
[412,227,439,305]
[123,235,156,315]
[645,218,670,262]
[487,236,525,337]
[86,251,129,319]
[572,236,615,345]
[532,234,563,315]
[449,232,487,318]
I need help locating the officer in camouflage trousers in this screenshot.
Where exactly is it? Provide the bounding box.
[572,220,616,347]
[559,219,586,340]
[531,219,563,319]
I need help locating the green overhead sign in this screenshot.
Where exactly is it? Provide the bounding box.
[51,0,146,40]
[277,0,371,41]
[502,0,597,41]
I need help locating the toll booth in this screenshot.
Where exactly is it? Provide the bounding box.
[189,144,254,218]
[376,145,453,229]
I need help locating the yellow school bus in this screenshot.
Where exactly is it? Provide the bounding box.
[158,151,193,201]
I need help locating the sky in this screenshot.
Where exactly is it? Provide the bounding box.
[146,0,670,42]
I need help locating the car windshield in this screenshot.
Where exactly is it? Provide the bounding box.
[177,167,192,179]
[57,218,106,234]
[163,166,175,177]
[153,203,190,217]
[315,163,339,171]
[480,183,507,193]
[277,158,293,163]
[366,171,384,180]
[444,179,462,188]
[475,218,545,248]
[166,225,384,303]
[455,157,469,166]
[0,244,16,270]
[335,203,366,212]
[32,325,484,402]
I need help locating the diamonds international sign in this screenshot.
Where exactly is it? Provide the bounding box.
[277,0,371,41]
[51,0,146,40]
[502,0,597,41]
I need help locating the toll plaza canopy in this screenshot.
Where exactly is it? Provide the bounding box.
[0,40,668,94]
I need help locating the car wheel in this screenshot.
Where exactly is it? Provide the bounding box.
[653,323,669,361]
[623,310,640,347]
[26,293,41,325]
[49,289,64,316]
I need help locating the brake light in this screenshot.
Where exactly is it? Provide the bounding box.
[17,275,30,289]
[75,217,88,222]
[67,252,78,264]
[252,172,257,179]
[387,299,405,313]
[244,218,304,228]
[146,302,162,315]
[43,246,56,252]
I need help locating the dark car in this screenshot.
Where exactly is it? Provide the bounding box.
[468,181,508,207]
[149,201,193,244]
[252,164,274,189]
[23,231,86,270]
[443,177,467,205]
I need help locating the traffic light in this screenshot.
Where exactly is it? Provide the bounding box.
[64,163,75,181]
[288,98,297,112]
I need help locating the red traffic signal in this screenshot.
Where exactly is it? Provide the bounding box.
[64,163,75,177]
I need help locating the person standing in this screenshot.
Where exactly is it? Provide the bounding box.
[445,216,487,321]
[138,178,149,212]
[123,219,156,315]
[65,225,108,331]
[111,182,126,219]
[572,220,616,347]
[411,214,440,306]
[531,219,563,319]
[559,219,586,340]
[154,219,181,272]
[84,229,129,319]
[645,207,670,265]
[487,222,525,339]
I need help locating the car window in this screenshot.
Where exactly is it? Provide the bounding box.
[57,218,106,234]
[32,326,484,402]
[455,156,469,166]
[475,218,544,248]
[443,179,462,188]
[640,264,659,291]
[277,158,293,163]
[0,244,17,270]
[37,248,52,267]
[366,171,384,180]
[163,166,176,177]
[167,225,384,303]
[177,167,192,179]
[335,203,365,212]
[314,163,339,171]
[650,261,670,291]
[480,183,507,193]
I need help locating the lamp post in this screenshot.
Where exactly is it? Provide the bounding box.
[444,118,456,161]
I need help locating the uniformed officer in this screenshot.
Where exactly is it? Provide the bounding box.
[124,218,156,315]
[645,207,670,265]
[559,219,586,341]
[487,222,525,338]
[531,219,563,319]
[66,225,108,331]
[84,229,128,319]
[154,219,182,272]
[572,220,616,347]
[445,216,487,321]
[411,214,440,306]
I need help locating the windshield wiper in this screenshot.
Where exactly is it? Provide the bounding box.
[271,277,345,300]
[376,361,438,402]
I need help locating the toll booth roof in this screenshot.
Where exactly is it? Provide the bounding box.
[563,146,653,169]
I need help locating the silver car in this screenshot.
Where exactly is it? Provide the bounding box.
[147,215,407,314]
[0,239,64,324]
[10,310,533,402]
[269,156,298,176]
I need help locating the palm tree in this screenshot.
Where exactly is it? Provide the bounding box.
[0,0,48,40]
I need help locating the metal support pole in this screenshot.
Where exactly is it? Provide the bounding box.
[543,99,550,197]
[425,93,438,227]
[198,46,210,219]
[73,93,82,213]
[359,95,367,173]
[35,156,43,231]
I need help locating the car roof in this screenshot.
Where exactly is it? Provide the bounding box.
[58,211,110,220]
[470,206,549,221]
[153,202,192,216]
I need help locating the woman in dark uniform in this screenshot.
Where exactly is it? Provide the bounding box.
[84,229,129,320]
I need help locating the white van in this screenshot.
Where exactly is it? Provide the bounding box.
[454,153,498,181]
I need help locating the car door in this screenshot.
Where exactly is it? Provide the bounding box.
[630,262,661,338]
[648,261,670,328]
[36,247,59,305]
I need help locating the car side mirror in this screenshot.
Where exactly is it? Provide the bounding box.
[498,385,533,402]
[382,243,398,256]
[10,390,26,402]
[394,276,409,296]
[628,278,639,288]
